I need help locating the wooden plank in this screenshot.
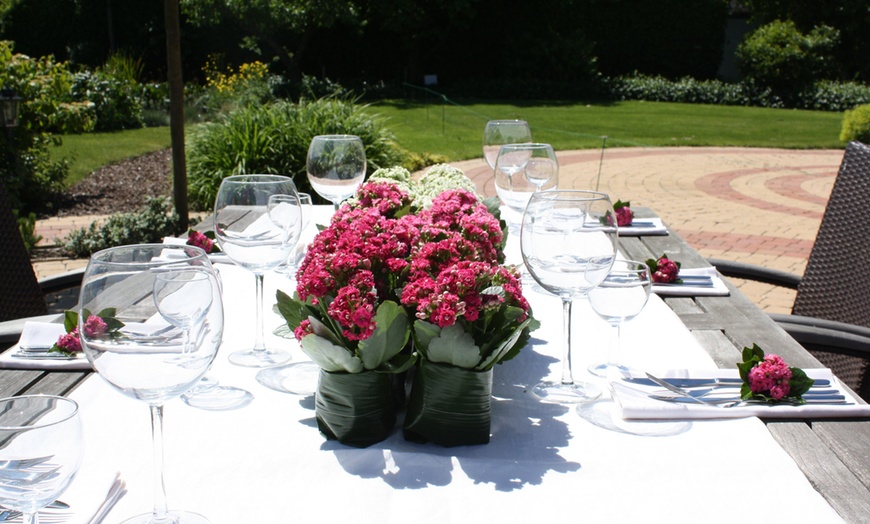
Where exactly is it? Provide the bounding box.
[768,422,870,523]
[689,330,743,368]
[813,421,870,491]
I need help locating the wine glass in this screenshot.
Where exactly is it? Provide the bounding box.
[306,135,366,210]
[214,174,303,368]
[272,192,313,278]
[587,260,652,380]
[0,395,82,524]
[495,143,559,232]
[483,120,532,170]
[78,244,223,524]
[520,190,618,403]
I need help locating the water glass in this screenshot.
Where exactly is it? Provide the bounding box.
[306,135,366,209]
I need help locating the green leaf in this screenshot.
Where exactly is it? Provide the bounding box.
[475,318,531,371]
[427,324,481,369]
[357,301,410,370]
[307,316,345,347]
[63,310,78,332]
[789,367,815,398]
[275,289,310,329]
[374,352,418,374]
[272,324,294,339]
[412,320,442,356]
[95,307,117,318]
[300,334,364,373]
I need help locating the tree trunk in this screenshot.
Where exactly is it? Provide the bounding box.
[164,0,188,230]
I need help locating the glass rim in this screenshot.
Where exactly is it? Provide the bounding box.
[498,142,553,150]
[310,134,362,142]
[527,189,610,202]
[0,395,79,431]
[220,174,293,184]
[485,119,529,125]
[89,243,209,267]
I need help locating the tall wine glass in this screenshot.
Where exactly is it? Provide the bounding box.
[495,143,559,231]
[521,190,618,403]
[0,395,82,524]
[78,244,223,524]
[214,174,302,367]
[306,135,366,210]
[272,192,313,278]
[483,120,532,170]
[587,260,652,379]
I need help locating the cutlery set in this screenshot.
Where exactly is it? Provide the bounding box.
[639,372,852,407]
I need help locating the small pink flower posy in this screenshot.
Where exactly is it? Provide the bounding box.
[748,354,792,400]
[83,315,108,338]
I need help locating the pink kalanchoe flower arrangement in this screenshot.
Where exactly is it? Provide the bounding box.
[51,309,124,356]
[187,230,218,254]
[613,199,634,227]
[83,315,108,338]
[646,254,681,284]
[737,344,814,403]
[56,328,82,353]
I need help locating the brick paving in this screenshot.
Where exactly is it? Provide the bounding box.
[33,146,846,314]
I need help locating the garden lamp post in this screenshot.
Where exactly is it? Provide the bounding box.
[0,87,21,141]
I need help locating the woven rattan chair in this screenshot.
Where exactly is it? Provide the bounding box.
[0,180,83,346]
[710,141,870,401]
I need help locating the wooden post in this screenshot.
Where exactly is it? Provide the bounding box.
[164,0,188,230]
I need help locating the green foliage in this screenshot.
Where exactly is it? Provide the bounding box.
[736,20,840,92]
[69,70,144,131]
[14,209,42,253]
[840,105,870,144]
[63,197,184,257]
[186,96,406,209]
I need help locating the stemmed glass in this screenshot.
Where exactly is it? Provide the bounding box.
[483,120,532,170]
[78,244,223,524]
[587,260,652,379]
[214,174,303,367]
[306,135,366,210]
[0,395,82,524]
[495,143,559,231]
[272,192,313,278]
[521,190,618,403]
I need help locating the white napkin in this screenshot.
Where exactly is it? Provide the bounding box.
[0,321,92,370]
[652,266,730,297]
[613,368,870,420]
[618,217,668,236]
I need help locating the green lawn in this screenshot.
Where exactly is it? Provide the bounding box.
[51,100,846,186]
[50,126,174,186]
[370,99,846,160]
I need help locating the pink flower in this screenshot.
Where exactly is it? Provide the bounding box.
[56,328,82,353]
[615,206,634,227]
[748,354,792,399]
[294,319,313,342]
[83,315,108,338]
[187,230,215,253]
[651,256,680,283]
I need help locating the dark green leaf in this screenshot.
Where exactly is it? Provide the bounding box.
[63,310,78,332]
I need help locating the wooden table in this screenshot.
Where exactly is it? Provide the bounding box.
[3,206,870,522]
[619,208,870,522]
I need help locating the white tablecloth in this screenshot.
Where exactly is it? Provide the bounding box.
[57,207,845,523]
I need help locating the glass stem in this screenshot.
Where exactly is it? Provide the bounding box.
[253,273,265,353]
[22,513,36,524]
[561,298,574,386]
[605,322,622,384]
[150,404,170,523]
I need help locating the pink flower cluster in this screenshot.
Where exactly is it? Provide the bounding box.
[293,181,523,343]
[83,315,108,338]
[56,328,82,353]
[615,206,634,227]
[651,255,680,283]
[187,230,215,253]
[748,354,792,400]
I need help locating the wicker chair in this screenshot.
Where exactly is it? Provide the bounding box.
[0,180,83,346]
[710,141,870,401]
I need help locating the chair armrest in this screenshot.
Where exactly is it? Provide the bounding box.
[769,313,870,359]
[38,267,84,294]
[707,258,802,289]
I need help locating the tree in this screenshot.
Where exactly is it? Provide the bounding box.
[181,0,361,80]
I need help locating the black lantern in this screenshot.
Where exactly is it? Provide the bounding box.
[0,88,21,129]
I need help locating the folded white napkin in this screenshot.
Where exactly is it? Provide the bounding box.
[618,217,668,236]
[0,321,92,370]
[613,368,870,420]
[652,266,730,297]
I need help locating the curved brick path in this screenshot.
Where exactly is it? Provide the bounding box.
[34,147,846,313]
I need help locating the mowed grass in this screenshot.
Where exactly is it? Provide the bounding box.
[370,99,846,160]
[50,126,174,186]
[51,100,846,187]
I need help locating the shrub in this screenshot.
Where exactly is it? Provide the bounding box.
[69,70,144,131]
[736,20,840,93]
[63,197,184,257]
[186,96,406,209]
[14,210,42,253]
[840,105,870,144]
